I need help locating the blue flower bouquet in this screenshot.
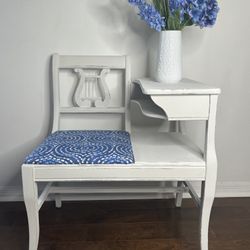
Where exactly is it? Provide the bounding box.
[128,0,219,31]
[128,0,220,84]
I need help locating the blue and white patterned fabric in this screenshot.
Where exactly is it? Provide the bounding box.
[24,130,134,165]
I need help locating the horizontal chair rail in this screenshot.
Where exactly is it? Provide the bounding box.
[59,55,126,69]
[23,164,206,182]
[50,185,189,194]
[60,107,126,114]
[35,183,191,211]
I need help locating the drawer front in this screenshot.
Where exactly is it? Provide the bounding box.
[151,95,210,120]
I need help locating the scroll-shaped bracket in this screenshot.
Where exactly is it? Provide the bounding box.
[73,67,111,108]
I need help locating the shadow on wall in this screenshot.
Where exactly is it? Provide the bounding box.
[87,0,151,78]
[47,56,54,134]
[0,55,53,191]
[88,0,151,50]
[0,135,42,189]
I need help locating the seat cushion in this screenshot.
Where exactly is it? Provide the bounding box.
[24,130,134,165]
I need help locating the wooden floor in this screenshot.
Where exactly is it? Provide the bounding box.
[0,198,250,250]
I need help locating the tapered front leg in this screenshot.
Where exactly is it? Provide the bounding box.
[22,165,40,250]
[200,176,216,250]
[200,95,218,250]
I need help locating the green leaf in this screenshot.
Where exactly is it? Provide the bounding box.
[152,0,193,30]
[152,0,170,29]
[180,13,193,29]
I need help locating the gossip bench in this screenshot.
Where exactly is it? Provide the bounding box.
[22,54,220,250]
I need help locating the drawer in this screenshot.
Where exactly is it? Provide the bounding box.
[151,95,210,120]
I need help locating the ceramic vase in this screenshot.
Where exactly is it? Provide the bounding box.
[155,31,182,84]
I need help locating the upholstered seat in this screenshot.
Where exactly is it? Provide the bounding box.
[24,130,134,165]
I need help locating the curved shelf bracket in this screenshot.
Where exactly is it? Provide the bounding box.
[130,98,167,120]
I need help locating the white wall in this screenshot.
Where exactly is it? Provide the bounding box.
[0,0,150,190]
[0,0,250,199]
[182,0,250,184]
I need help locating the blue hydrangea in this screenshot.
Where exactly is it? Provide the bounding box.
[169,0,219,28]
[128,0,219,30]
[128,0,165,31]
[169,0,186,21]
[169,0,185,13]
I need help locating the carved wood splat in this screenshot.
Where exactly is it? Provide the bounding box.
[73,67,111,108]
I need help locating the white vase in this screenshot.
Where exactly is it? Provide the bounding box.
[155,31,182,84]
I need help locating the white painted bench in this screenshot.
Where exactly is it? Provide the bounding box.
[22,54,220,250]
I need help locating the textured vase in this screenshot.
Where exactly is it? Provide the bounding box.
[155,31,182,84]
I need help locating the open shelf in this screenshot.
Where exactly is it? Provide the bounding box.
[131,99,167,120]
[131,131,205,166]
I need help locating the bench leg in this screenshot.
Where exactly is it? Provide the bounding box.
[22,165,40,250]
[200,179,216,250]
[175,181,183,207]
[200,95,218,250]
[55,194,62,208]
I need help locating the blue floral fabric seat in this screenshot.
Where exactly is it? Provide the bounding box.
[24,130,134,165]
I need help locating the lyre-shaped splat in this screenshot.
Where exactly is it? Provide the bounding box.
[73,67,111,108]
[73,68,91,107]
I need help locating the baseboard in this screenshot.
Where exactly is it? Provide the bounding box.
[0,186,23,202]
[0,181,250,202]
[215,182,250,197]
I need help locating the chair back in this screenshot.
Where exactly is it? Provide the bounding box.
[52,54,131,132]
